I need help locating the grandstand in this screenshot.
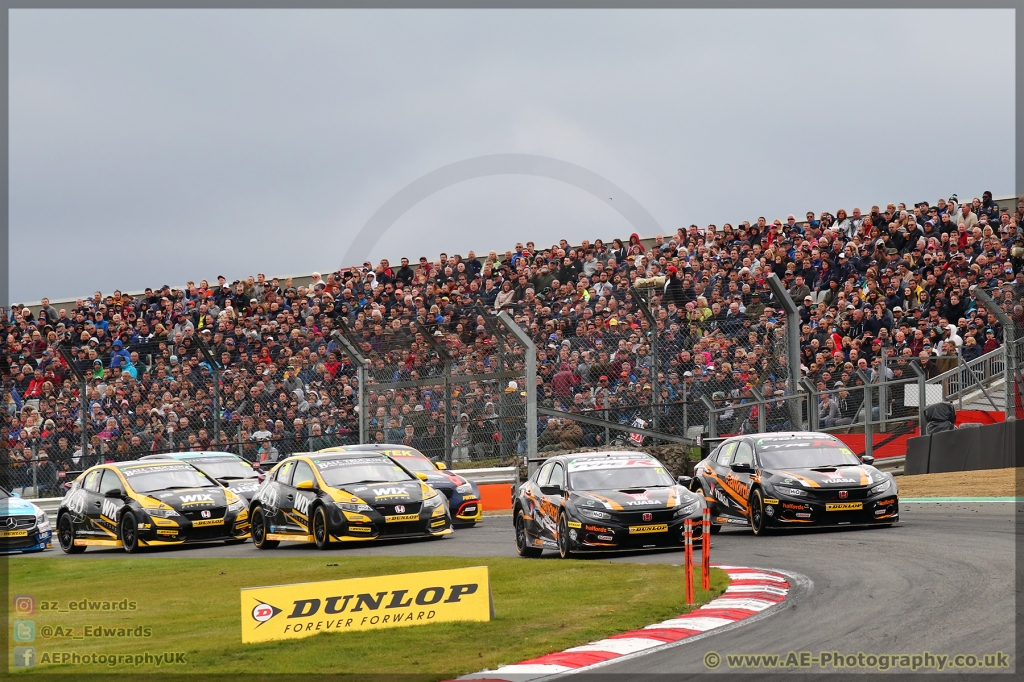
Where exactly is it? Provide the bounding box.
[3,192,1022,494]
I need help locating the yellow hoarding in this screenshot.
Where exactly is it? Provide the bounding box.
[240,566,492,643]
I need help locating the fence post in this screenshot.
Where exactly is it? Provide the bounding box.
[30,441,38,498]
[856,369,873,459]
[908,361,927,434]
[700,395,717,438]
[681,381,689,440]
[496,312,537,476]
[973,287,1016,421]
[193,335,222,449]
[800,378,819,431]
[57,346,89,469]
[330,327,369,443]
[749,387,766,433]
[630,286,659,444]
[603,392,610,447]
[878,353,887,432]
[766,273,802,430]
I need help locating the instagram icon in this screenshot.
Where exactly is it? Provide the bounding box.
[13,595,34,616]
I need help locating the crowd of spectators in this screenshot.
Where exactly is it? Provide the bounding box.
[3,190,1023,493]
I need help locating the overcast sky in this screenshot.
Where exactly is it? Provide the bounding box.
[9,8,1015,304]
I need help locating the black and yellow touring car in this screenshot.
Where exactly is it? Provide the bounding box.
[56,461,251,553]
[687,431,899,535]
[248,451,453,550]
[513,451,707,558]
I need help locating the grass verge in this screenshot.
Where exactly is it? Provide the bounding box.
[9,555,727,678]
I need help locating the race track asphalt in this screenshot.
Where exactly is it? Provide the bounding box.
[25,501,1017,676]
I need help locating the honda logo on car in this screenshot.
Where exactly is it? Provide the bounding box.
[839,490,848,499]
[239,566,493,643]
[642,512,652,521]
[394,505,405,514]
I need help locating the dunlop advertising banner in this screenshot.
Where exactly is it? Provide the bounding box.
[240,566,493,643]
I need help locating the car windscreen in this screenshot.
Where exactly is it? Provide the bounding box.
[120,465,220,494]
[567,457,674,490]
[754,438,861,469]
[311,457,414,487]
[185,458,257,480]
[385,453,435,473]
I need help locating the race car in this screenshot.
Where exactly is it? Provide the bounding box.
[248,451,453,550]
[0,487,52,553]
[320,445,482,526]
[140,452,263,501]
[56,460,251,553]
[513,451,706,558]
[686,431,898,535]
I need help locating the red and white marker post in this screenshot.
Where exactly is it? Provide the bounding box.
[702,507,711,590]
[684,519,695,605]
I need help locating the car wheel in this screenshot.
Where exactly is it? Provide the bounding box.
[748,489,771,536]
[312,506,332,550]
[58,514,86,554]
[119,512,142,553]
[557,514,575,559]
[515,509,542,557]
[251,507,279,550]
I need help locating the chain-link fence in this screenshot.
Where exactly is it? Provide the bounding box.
[535,283,796,450]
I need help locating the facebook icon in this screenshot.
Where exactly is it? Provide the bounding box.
[13,646,35,668]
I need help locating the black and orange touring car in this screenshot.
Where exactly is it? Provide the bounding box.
[513,451,707,558]
[686,432,899,535]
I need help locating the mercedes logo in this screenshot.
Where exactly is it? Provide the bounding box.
[5,517,16,529]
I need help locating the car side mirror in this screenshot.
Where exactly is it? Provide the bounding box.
[677,475,693,487]
[539,485,563,496]
[434,462,447,470]
[295,480,317,491]
[415,472,429,481]
[104,488,124,498]
[860,455,875,466]
[730,462,753,473]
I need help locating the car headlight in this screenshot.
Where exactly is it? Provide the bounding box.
[146,508,181,518]
[455,483,473,494]
[579,508,610,520]
[423,493,443,509]
[869,480,891,496]
[775,486,806,497]
[675,501,700,517]
[337,502,373,512]
[35,511,50,530]
[227,499,246,513]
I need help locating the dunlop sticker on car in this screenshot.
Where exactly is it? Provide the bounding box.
[191,518,225,527]
[240,566,493,643]
[628,524,668,534]
[384,514,419,523]
[763,498,780,505]
[825,502,863,511]
[0,530,29,538]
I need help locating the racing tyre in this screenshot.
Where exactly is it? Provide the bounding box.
[251,507,279,550]
[557,514,575,559]
[312,506,332,550]
[748,489,772,536]
[58,514,86,554]
[515,510,542,557]
[120,512,142,553]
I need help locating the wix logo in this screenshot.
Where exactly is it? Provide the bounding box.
[101,498,120,521]
[179,494,215,505]
[293,495,312,516]
[372,487,410,498]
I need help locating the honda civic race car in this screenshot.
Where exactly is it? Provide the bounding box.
[0,486,52,553]
[140,452,263,501]
[513,452,706,558]
[56,461,251,553]
[320,445,482,526]
[687,432,898,535]
[249,451,453,550]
